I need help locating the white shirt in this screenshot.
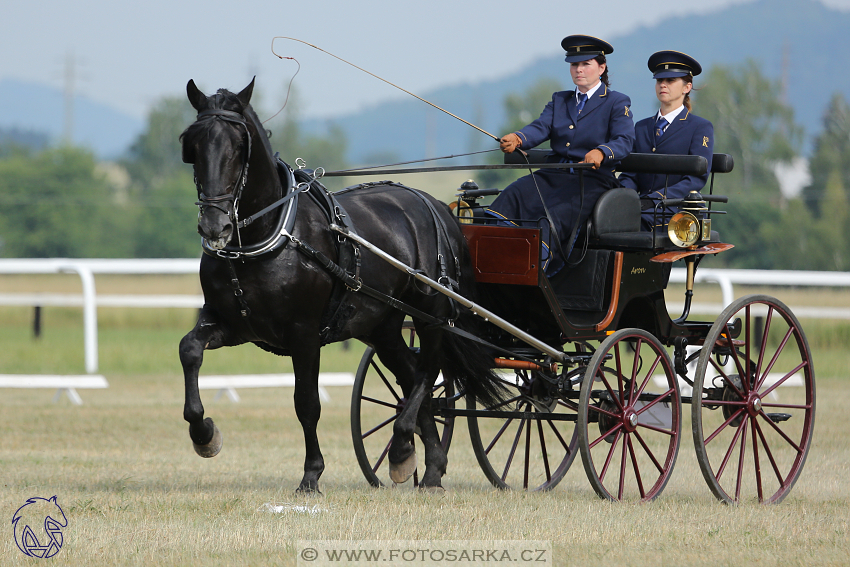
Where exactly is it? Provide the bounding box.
[657,105,685,125]
[576,80,604,104]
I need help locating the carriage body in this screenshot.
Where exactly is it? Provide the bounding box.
[352,151,815,504]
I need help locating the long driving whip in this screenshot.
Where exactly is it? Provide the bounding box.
[271,37,502,142]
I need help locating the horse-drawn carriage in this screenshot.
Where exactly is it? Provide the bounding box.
[349,149,815,504]
[179,80,814,505]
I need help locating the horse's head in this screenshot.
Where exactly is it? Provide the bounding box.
[181,78,256,249]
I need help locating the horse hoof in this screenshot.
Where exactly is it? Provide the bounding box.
[192,423,223,458]
[389,452,417,484]
[421,485,446,495]
[295,486,323,497]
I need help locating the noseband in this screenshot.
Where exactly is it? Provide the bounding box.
[193,109,254,225]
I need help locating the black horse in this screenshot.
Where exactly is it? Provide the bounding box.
[178,79,503,492]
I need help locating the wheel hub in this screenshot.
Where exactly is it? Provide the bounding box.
[624,410,638,432]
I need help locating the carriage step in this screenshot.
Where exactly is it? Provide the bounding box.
[767,413,792,423]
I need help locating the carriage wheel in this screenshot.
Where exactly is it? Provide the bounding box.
[350,333,455,488]
[466,368,580,491]
[692,295,815,504]
[577,329,681,502]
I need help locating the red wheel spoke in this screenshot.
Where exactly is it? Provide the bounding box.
[485,418,515,455]
[629,339,643,401]
[546,419,572,453]
[537,419,552,482]
[618,433,629,500]
[599,430,623,482]
[704,407,747,446]
[633,429,665,474]
[372,436,393,473]
[756,326,796,391]
[753,417,785,485]
[759,361,808,400]
[722,323,750,395]
[745,305,752,390]
[761,402,811,410]
[752,418,764,502]
[485,395,524,412]
[714,416,746,482]
[588,402,621,420]
[754,306,775,387]
[590,422,624,450]
[635,388,675,416]
[627,434,646,499]
[633,353,663,402]
[637,421,677,437]
[501,409,527,482]
[734,418,750,502]
[371,360,402,403]
[361,395,401,411]
[614,342,625,403]
[598,370,626,413]
[362,414,398,440]
[758,410,803,454]
[523,415,532,489]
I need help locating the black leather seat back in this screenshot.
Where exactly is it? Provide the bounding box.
[590,188,641,236]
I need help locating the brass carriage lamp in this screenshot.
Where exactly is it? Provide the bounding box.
[667,191,709,248]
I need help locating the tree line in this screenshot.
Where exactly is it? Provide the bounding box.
[1,61,849,270]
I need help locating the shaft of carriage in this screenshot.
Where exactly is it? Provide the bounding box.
[329,223,568,364]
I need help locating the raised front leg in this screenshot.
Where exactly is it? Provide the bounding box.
[179,307,237,457]
[291,337,325,494]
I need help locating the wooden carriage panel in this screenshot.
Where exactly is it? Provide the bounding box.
[461,225,540,285]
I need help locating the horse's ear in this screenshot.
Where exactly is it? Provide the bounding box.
[187,79,208,112]
[236,77,255,108]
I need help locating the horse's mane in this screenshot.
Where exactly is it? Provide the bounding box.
[180,88,275,163]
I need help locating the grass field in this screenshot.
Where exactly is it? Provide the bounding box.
[1,275,849,565]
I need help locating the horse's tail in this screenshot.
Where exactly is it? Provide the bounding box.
[437,303,509,409]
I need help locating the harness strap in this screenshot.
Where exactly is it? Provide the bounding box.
[291,237,540,364]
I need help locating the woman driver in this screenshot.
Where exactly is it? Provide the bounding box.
[487,35,634,275]
[618,50,714,231]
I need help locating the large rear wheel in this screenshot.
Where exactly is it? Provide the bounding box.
[577,328,681,502]
[350,327,455,488]
[692,295,815,504]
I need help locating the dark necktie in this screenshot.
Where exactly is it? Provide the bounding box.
[577,93,588,113]
[656,116,669,137]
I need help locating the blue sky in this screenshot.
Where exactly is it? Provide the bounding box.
[4,0,850,121]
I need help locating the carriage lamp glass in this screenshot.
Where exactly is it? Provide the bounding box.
[456,200,474,224]
[668,211,700,247]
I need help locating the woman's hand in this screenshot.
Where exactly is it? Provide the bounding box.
[581,148,605,169]
[499,133,522,153]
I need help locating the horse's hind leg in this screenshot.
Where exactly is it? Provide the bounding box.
[179,307,237,457]
[384,328,447,488]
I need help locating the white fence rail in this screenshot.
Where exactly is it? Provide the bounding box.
[2,259,850,375]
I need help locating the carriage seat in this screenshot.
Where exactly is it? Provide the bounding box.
[500,151,732,251]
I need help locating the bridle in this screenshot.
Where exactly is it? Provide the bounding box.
[192,108,254,237]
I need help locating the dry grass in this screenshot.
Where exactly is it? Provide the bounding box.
[1,276,849,565]
[1,370,848,566]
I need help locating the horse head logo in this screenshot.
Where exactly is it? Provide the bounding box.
[12,496,68,558]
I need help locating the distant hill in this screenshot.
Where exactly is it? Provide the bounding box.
[0,78,143,159]
[302,0,850,165]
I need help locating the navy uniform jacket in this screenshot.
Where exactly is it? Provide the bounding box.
[514,86,635,171]
[619,110,714,200]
